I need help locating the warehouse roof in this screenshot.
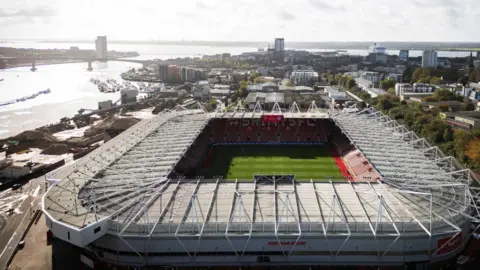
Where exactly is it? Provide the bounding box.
[245,92,285,104]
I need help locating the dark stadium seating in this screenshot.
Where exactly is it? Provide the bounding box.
[211,118,227,142]
[258,122,278,142]
[239,120,259,142]
[278,120,297,142]
[209,118,329,144]
[225,120,239,142]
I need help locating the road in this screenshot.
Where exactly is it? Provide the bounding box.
[0,175,46,268]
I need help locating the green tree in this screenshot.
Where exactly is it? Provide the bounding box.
[430,76,442,85]
[453,130,471,162]
[443,127,453,142]
[254,77,265,84]
[379,79,396,90]
[421,119,448,143]
[461,102,475,111]
[436,104,450,112]
[346,78,357,90]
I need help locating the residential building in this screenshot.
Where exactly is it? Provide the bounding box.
[413,83,436,93]
[441,111,480,131]
[399,50,409,62]
[366,53,387,64]
[394,83,436,96]
[158,64,168,82]
[474,60,480,69]
[394,83,413,96]
[422,101,463,112]
[355,78,386,98]
[167,65,180,83]
[361,71,381,84]
[274,38,285,65]
[193,81,211,99]
[421,50,438,68]
[387,73,403,83]
[120,89,138,104]
[469,90,480,101]
[289,70,319,85]
[311,52,350,71]
[231,70,249,82]
[95,36,108,60]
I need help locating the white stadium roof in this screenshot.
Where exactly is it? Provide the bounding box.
[43,104,480,256]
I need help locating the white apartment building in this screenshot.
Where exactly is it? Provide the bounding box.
[394,83,436,96]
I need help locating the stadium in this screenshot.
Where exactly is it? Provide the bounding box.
[42,101,480,270]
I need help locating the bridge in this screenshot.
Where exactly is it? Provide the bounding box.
[0,56,154,71]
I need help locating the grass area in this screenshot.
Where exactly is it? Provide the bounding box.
[204,145,344,181]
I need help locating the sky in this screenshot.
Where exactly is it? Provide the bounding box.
[0,0,479,42]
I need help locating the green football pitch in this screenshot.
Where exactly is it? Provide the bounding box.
[203,145,344,181]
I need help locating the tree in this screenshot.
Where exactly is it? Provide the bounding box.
[465,138,480,165]
[458,76,469,86]
[254,77,265,84]
[453,130,471,162]
[430,76,442,85]
[346,78,357,90]
[421,119,449,143]
[436,104,450,112]
[284,81,293,87]
[387,87,395,95]
[443,127,453,142]
[461,102,475,111]
[376,97,394,111]
[379,79,396,90]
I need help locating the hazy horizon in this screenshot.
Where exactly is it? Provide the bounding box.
[0,0,479,42]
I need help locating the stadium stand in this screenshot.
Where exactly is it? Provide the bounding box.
[225,120,239,142]
[258,122,278,142]
[279,120,297,142]
[343,149,381,182]
[239,119,258,142]
[211,118,227,142]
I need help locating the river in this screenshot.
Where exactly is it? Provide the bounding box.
[0,42,473,139]
[0,61,142,139]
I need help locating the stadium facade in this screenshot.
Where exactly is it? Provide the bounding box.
[43,102,480,269]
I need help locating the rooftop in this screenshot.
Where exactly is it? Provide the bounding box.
[245,92,285,104]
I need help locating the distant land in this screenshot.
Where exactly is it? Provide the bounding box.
[4,39,480,51]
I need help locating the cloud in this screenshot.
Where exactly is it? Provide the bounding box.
[176,11,196,18]
[0,6,56,18]
[412,0,456,7]
[196,1,210,9]
[277,10,296,21]
[309,0,345,11]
